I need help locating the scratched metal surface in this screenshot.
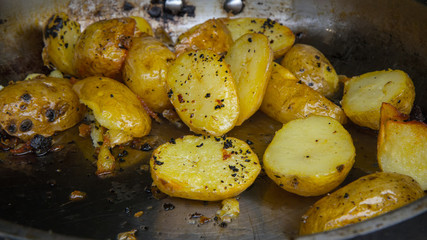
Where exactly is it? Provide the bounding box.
[0,0,426,239]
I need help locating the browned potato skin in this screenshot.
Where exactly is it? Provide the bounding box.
[300,172,425,235]
[0,77,85,141]
[73,18,136,80]
[175,19,233,56]
[261,63,347,124]
[123,36,175,113]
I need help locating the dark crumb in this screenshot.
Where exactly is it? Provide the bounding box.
[123,1,134,11]
[245,139,253,145]
[219,222,227,228]
[30,135,53,156]
[163,203,175,211]
[140,143,153,151]
[148,6,162,18]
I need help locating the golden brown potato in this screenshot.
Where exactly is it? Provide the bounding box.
[0,76,85,141]
[42,13,81,76]
[175,19,233,56]
[123,36,175,113]
[261,63,347,124]
[222,17,295,59]
[300,172,425,235]
[166,50,239,136]
[378,103,427,190]
[281,44,339,97]
[263,115,355,196]
[73,17,136,80]
[225,33,273,126]
[150,135,261,201]
[130,16,154,37]
[341,69,415,130]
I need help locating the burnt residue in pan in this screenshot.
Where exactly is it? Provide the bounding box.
[147,0,195,21]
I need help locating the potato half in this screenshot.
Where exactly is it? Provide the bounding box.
[123,36,175,113]
[378,103,427,190]
[261,63,347,124]
[150,135,261,201]
[166,50,239,136]
[263,115,355,196]
[222,17,295,59]
[281,44,339,97]
[341,69,415,130]
[300,172,425,235]
[225,33,273,126]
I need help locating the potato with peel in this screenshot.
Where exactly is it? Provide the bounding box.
[222,17,295,59]
[130,16,154,37]
[166,50,239,136]
[263,115,355,196]
[225,33,273,126]
[261,63,347,124]
[341,69,415,130]
[281,44,339,97]
[300,172,425,235]
[378,103,427,190]
[150,135,261,201]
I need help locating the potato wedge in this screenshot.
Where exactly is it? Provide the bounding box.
[300,172,425,235]
[73,17,136,80]
[175,19,233,57]
[222,17,295,59]
[378,103,427,190]
[123,36,175,113]
[225,33,273,126]
[341,69,415,130]
[261,63,347,124]
[263,115,355,196]
[150,135,261,201]
[166,50,239,136]
[42,13,81,76]
[281,44,339,97]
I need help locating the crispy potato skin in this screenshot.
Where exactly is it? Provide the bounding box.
[42,13,81,76]
[72,76,151,138]
[341,70,415,130]
[175,19,233,56]
[263,116,355,196]
[261,63,347,124]
[123,36,175,113]
[300,172,425,235]
[150,135,261,201]
[0,77,85,141]
[281,44,339,97]
[73,18,136,80]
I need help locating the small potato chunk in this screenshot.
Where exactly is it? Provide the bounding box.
[341,69,415,130]
[225,33,273,126]
[74,18,136,80]
[150,135,261,201]
[378,103,427,190]
[166,50,239,136]
[175,19,233,56]
[42,13,81,76]
[261,63,347,124]
[130,16,154,36]
[300,172,425,235]
[123,36,175,113]
[263,115,355,196]
[281,44,339,97]
[72,76,151,138]
[0,77,85,141]
[222,17,295,59]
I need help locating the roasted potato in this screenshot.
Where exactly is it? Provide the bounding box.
[131,16,154,37]
[150,135,261,201]
[263,115,355,196]
[175,19,233,56]
[0,76,85,141]
[222,17,295,59]
[225,33,273,126]
[300,172,425,235]
[281,44,339,97]
[261,63,347,124]
[73,17,136,80]
[378,103,427,190]
[42,13,81,76]
[122,36,175,113]
[166,50,239,136]
[341,69,415,130]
